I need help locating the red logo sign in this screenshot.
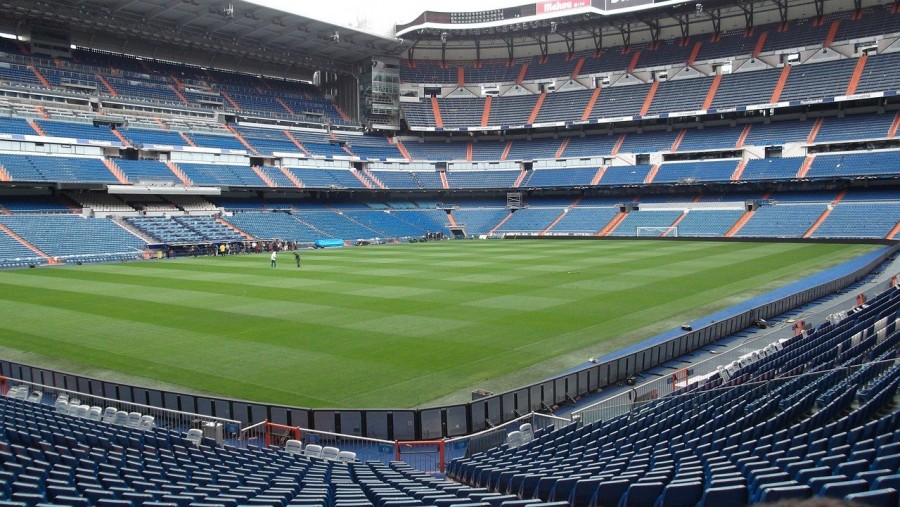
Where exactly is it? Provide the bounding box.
[536,0,590,14]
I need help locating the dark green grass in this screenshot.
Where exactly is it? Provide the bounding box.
[0,240,878,408]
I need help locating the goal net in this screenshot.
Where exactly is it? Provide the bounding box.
[636,226,679,237]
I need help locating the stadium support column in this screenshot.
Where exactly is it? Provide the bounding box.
[320,71,359,125]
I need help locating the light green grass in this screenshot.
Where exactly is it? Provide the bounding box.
[0,240,878,408]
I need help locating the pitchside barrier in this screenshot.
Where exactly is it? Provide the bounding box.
[1,242,897,440]
[572,274,900,425]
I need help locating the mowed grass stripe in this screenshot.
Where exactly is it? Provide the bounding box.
[0,240,878,408]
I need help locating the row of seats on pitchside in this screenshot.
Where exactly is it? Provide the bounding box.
[447,284,900,507]
[0,390,574,506]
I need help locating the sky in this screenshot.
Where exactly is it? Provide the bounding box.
[246,0,527,37]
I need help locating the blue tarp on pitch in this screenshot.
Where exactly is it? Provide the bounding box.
[314,239,344,248]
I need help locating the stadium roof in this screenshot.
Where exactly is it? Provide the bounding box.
[0,0,405,77]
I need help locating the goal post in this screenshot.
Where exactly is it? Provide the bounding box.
[636,226,679,237]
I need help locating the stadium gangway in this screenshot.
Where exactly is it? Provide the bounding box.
[571,271,900,425]
[444,411,573,462]
[240,422,398,465]
[0,376,241,438]
[242,411,571,473]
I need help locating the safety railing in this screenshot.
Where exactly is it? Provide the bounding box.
[445,411,574,462]
[572,273,900,425]
[0,376,241,440]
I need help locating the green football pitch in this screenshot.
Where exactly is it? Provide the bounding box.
[0,240,879,409]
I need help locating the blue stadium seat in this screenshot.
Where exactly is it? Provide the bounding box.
[844,488,900,507]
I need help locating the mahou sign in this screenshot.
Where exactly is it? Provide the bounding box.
[536,0,590,14]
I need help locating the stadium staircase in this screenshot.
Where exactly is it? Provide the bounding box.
[687,41,702,65]
[824,20,841,47]
[512,169,529,188]
[283,131,311,155]
[481,96,492,127]
[669,131,686,152]
[643,164,661,184]
[27,64,51,88]
[275,97,296,115]
[581,88,601,121]
[278,166,304,188]
[169,86,191,106]
[640,80,660,115]
[702,74,722,110]
[628,50,642,74]
[736,125,752,148]
[803,190,845,238]
[597,211,628,236]
[500,141,513,161]
[33,106,50,120]
[225,125,259,154]
[889,113,900,138]
[731,159,748,181]
[796,155,816,178]
[101,158,129,184]
[610,134,626,155]
[725,210,756,237]
[215,217,255,240]
[846,54,868,95]
[770,66,792,102]
[487,212,514,236]
[807,118,824,144]
[110,129,132,147]
[430,97,444,129]
[350,171,374,189]
[95,73,118,96]
[752,31,768,57]
[250,166,277,188]
[164,161,193,186]
[219,89,241,110]
[26,120,45,137]
[178,132,198,147]
[527,92,546,124]
[888,221,900,240]
[362,169,386,189]
[332,104,351,123]
[0,222,57,264]
[391,138,412,161]
[540,197,581,236]
[516,63,528,85]
[555,138,569,158]
[570,56,586,79]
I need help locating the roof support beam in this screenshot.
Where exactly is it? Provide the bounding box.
[772,0,789,24]
[671,13,690,39]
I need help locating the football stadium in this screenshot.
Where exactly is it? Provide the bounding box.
[0,0,898,505]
